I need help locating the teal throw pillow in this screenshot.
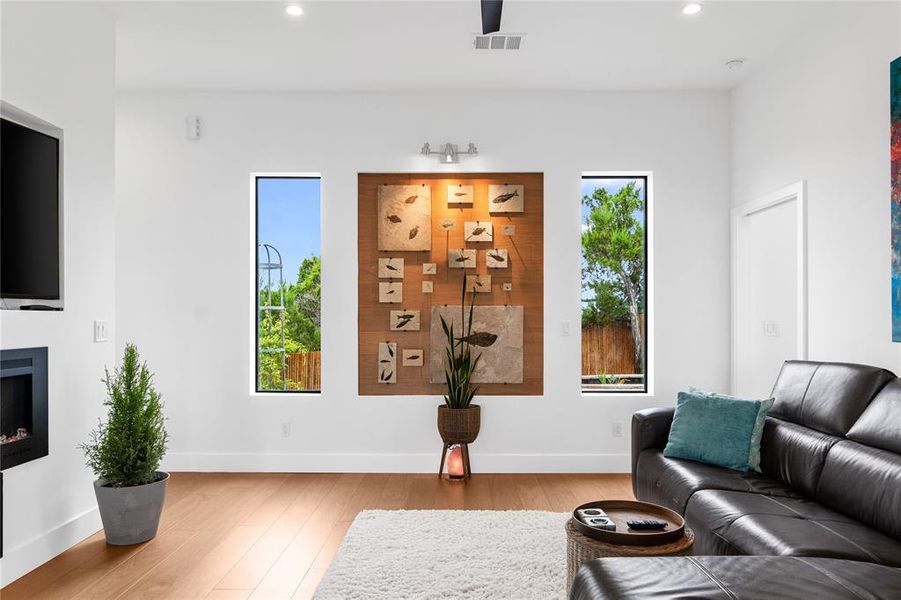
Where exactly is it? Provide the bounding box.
[663,390,774,472]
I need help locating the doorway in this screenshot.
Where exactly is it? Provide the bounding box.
[731,182,807,398]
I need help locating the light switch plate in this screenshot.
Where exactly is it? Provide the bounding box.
[763,320,781,337]
[93,320,109,343]
[561,320,571,336]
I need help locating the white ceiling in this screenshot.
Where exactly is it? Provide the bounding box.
[114,1,835,92]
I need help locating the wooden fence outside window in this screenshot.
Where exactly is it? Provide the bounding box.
[285,351,321,391]
[581,317,644,377]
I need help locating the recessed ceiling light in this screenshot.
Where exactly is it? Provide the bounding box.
[285,5,303,17]
[682,3,703,16]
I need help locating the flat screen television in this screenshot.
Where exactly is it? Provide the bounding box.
[1,106,63,310]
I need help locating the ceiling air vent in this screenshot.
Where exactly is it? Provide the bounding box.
[473,34,524,51]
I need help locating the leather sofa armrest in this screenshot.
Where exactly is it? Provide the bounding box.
[631,407,675,479]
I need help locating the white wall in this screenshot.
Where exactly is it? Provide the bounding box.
[116,91,731,474]
[0,2,116,586]
[731,2,901,371]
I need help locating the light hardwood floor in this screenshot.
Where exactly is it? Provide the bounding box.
[2,472,634,600]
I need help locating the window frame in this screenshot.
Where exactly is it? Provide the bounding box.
[580,171,653,396]
[250,172,322,396]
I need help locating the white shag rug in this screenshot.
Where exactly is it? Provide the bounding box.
[314,510,569,600]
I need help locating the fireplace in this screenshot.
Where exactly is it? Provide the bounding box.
[1,347,48,470]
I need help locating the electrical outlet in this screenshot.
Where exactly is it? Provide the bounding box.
[93,320,109,343]
[281,422,291,438]
[185,115,201,140]
[612,421,624,438]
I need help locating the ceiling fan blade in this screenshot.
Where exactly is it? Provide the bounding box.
[481,0,503,35]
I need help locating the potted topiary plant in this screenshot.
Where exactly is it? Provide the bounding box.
[437,281,481,473]
[81,343,169,545]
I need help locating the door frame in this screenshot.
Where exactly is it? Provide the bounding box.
[731,181,808,394]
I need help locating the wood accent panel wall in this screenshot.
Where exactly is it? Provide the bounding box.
[358,173,544,396]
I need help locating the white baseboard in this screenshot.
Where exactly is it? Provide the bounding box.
[161,452,631,473]
[0,506,101,587]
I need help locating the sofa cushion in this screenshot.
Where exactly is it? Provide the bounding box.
[816,440,901,541]
[635,449,801,513]
[759,417,841,497]
[769,361,893,435]
[570,556,901,600]
[685,489,901,567]
[847,378,901,454]
[663,390,773,471]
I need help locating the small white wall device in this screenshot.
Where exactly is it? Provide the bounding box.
[185,115,201,140]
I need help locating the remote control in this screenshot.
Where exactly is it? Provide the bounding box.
[627,519,668,530]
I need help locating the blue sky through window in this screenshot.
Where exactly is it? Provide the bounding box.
[257,177,321,285]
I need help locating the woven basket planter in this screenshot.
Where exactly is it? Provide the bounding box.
[437,405,481,445]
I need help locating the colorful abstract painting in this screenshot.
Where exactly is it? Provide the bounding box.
[892,57,901,341]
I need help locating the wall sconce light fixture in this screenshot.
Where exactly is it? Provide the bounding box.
[421,142,478,164]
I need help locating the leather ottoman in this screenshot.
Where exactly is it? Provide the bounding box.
[570,555,901,599]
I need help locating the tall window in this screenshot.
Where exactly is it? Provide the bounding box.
[581,175,648,393]
[255,176,321,393]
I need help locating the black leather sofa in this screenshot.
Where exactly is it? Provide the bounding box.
[572,361,901,599]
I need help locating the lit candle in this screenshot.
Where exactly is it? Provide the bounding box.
[447,445,465,479]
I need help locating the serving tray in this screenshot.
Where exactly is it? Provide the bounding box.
[571,500,686,546]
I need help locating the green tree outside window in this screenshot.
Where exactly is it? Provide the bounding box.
[581,181,645,374]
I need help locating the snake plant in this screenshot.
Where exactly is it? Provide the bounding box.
[440,280,480,409]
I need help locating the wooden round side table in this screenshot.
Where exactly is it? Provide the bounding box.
[565,519,695,594]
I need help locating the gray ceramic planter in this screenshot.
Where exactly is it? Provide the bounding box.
[94,471,169,545]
